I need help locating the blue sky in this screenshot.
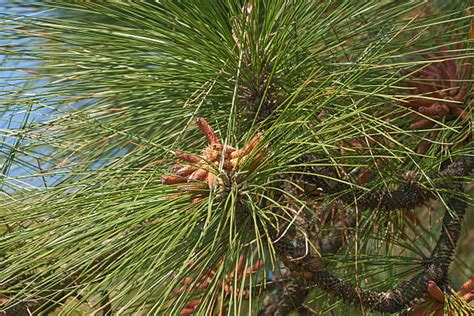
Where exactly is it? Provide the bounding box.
[0,2,59,193]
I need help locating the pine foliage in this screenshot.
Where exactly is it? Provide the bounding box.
[0,1,472,315]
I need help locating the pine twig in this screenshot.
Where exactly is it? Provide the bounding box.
[276,158,472,313]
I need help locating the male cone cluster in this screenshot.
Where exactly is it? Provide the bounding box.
[161,118,266,202]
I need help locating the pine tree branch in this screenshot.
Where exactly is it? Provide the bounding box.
[258,278,310,316]
[276,157,472,313]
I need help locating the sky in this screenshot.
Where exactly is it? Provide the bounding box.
[0,2,60,193]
